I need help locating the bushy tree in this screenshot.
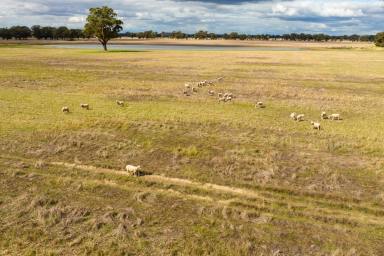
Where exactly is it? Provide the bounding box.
[239,34,247,40]
[0,28,12,39]
[208,33,217,39]
[40,27,56,39]
[9,26,31,39]
[69,29,84,40]
[194,30,208,39]
[375,32,384,47]
[171,31,187,39]
[228,32,239,39]
[31,25,43,39]
[55,26,70,39]
[84,6,123,51]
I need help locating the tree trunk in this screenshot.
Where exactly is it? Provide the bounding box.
[102,42,108,51]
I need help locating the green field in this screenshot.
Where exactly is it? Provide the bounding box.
[1,45,384,255]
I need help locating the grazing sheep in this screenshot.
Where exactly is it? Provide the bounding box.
[184,83,191,89]
[192,87,198,93]
[255,102,265,108]
[80,103,90,110]
[311,121,321,130]
[62,106,70,113]
[208,90,215,96]
[329,114,341,120]
[217,92,234,102]
[197,80,207,87]
[116,100,124,106]
[296,114,305,121]
[290,112,297,120]
[321,111,328,120]
[125,165,141,176]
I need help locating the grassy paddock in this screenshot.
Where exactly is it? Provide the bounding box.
[1,45,384,255]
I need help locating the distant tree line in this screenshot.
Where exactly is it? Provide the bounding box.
[0,25,85,40]
[120,30,376,42]
[0,25,381,44]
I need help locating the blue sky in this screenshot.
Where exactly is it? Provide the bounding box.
[0,0,383,34]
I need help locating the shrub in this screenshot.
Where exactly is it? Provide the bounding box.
[374,32,384,47]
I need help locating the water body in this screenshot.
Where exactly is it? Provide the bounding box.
[48,44,302,51]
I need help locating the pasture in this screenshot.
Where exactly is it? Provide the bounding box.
[1,44,384,255]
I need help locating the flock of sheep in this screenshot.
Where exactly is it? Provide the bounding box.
[183,77,237,101]
[60,78,342,175]
[183,77,342,131]
[290,111,342,130]
[183,77,267,108]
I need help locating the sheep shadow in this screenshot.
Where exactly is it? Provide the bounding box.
[131,170,153,177]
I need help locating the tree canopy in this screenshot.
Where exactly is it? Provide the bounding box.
[84,6,123,51]
[375,32,384,47]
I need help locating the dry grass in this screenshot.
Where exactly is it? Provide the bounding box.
[1,45,384,255]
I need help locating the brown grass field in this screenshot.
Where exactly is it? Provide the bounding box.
[0,42,384,255]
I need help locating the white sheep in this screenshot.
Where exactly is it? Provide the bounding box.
[290,112,297,120]
[197,80,207,87]
[296,114,305,121]
[62,106,70,113]
[218,97,226,103]
[184,83,191,89]
[321,111,328,120]
[329,114,341,120]
[208,90,215,96]
[256,102,265,108]
[116,100,124,106]
[192,87,198,93]
[311,121,321,130]
[125,165,141,176]
[80,103,90,110]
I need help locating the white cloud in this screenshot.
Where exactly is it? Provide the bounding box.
[270,1,368,18]
[272,4,298,16]
[0,0,383,34]
[68,16,85,23]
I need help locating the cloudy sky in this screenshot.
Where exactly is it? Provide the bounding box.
[0,0,383,34]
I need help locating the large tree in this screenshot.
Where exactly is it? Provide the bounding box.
[84,6,123,51]
[9,26,31,39]
[0,28,12,40]
[375,32,384,47]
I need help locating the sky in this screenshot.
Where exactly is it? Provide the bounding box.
[0,0,383,35]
